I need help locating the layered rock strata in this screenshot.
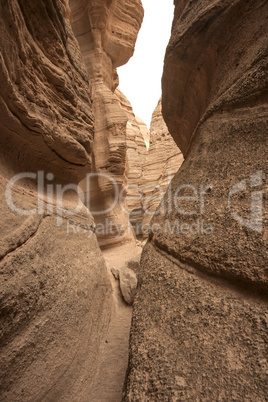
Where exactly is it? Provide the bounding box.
[124,0,268,400]
[70,0,144,247]
[141,99,184,235]
[111,94,183,239]
[135,115,150,149]
[0,1,112,399]
[116,88,149,238]
[0,0,94,183]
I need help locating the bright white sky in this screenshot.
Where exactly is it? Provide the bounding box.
[118,0,174,128]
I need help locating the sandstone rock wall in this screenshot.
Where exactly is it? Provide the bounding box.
[70,0,144,247]
[116,88,149,238]
[124,0,268,399]
[109,94,183,240]
[0,0,94,183]
[0,1,112,399]
[135,115,150,149]
[141,99,183,235]
[69,1,182,244]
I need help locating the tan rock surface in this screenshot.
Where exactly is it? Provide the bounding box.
[116,88,149,238]
[135,115,150,149]
[142,98,183,234]
[119,266,138,305]
[70,0,144,247]
[0,1,111,399]
[0,0,148,399]
[113,94,182,240]
[0,183,112,401]
[0,0,94,184]
[124,0,268,399]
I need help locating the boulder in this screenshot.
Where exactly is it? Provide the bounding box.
[119,266,138,305]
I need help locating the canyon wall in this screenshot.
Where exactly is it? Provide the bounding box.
[142,98,183,235]
[70,0,144,247]
[116,88,149,238]
[124,0,268,400]
[0,0,127,399]
[69,2,182,243]
[2,0,266,400]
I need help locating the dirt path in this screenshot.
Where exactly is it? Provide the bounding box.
[86,241,142,402]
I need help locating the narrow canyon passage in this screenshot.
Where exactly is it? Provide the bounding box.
[86,242,142,402]
[0,0,267,400]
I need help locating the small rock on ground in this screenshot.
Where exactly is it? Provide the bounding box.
[119,266,137,305]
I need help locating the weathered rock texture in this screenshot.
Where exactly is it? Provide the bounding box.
[135,115,150,149]
[141,98,184,234]
[0,1,112,400]
[119,265,138,306]
[0,0,94,183]
[116,88,149,238]
[124,0,268,400]
[69,2,182,244]
[113,94,183,239]
[70,0,144,247]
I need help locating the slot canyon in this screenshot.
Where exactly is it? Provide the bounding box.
[0,0,267,401]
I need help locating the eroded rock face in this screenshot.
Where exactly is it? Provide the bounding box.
[124,0,268,400]
[0,0,94,184]
[0,1,112,399]
[70,0,144,247]
[142,98,183,233]
[116,88,149,238]
[135,115,150,149]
